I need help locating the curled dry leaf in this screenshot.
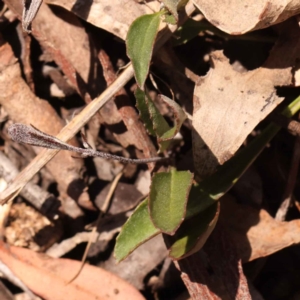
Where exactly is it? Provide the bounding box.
[193,0,300,34]
[45,0,161,40]
[220,195,300,262]
[0,241,145,300]
[193,19,300,177]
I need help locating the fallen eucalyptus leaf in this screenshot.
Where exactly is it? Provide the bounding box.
[220,195,300,262]
[0,241,145,300]
[193,0,300,34]
[45,0,161,40]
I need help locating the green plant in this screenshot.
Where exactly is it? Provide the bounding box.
[114,3,300,262]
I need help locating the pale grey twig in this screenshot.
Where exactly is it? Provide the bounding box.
[22,0,43,33]
[0,152,60,219]
[8,123,164,164]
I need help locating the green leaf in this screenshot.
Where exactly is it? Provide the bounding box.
[149,169,193,234]
[157,95,187,141]
[173,19,208,46]
[186,95,300,219]
[163,14,177,25]
[135,88,155,136]
[114,199,160,262]
[135,88,171,151]
[167,202,219,259]
[127,12,162,89]
[146,95,171,147]
[135,89,187,151]
[161,0,179,20]
[115,96,300,262]
[161,0,189,21]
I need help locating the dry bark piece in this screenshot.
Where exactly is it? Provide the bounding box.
[0,241,145,300]
[45,0,161,40]
[193,0,300,34]
[220,195,300,262]
[193,19,300,177]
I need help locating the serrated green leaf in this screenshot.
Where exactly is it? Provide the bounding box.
[127,12,162,89]
[167,202,219,259]
[149,169,193,234]
[114,199,160,262]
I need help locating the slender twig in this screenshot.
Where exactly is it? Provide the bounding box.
[67,170,123,284]
[8,123,164,164]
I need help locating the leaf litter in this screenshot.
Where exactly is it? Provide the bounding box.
[0,1,300,299]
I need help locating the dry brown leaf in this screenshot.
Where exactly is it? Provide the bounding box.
[0,37,89,212]
[0,1,196,207]
[0,241,145,300]
[193,0,300,34]
[193,19,300,177]
[33,4,93,88]
[5,0,99,102]
[220,195,300,262]
[45,0,161,40]
[193,51,283,177]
